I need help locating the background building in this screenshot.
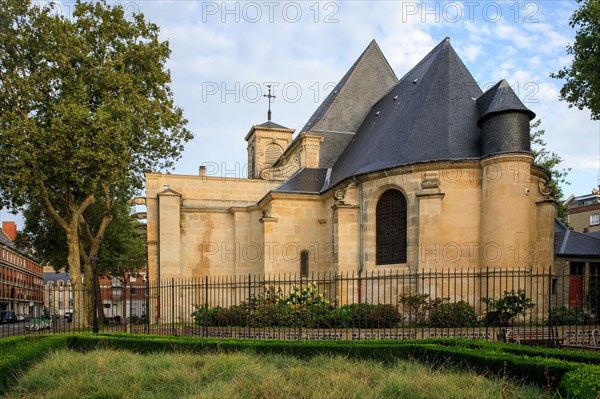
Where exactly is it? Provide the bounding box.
[0,221,44,316]
[99,273,147,321]
[43,268,72,317]
[44,267,147,321]
[564,188,600,233]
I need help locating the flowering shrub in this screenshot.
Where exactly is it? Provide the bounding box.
[481,290,535,326]
[277,283,335,307]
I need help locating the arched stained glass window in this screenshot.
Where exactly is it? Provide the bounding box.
[376,189,407,265]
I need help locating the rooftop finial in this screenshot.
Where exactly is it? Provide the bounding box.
[264,84,276,121]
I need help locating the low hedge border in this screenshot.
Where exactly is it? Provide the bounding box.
[0,335,68,394]
[2,334,600,398]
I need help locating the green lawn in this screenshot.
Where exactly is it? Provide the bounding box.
[6,349,550,399]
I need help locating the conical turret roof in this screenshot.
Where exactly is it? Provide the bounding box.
[476,79,535,127]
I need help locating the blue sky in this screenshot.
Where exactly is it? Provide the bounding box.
[2,0,600,227]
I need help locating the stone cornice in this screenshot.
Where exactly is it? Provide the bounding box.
[324,159,481,194]
[257,191,323,208]
[331,203,359,210]
[245,124,295,142]
[416,192,445,199]
[480,153,534,167]
[531,164,551,181]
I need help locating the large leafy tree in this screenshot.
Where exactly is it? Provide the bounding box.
[551,0,600,119]
[22,198,147,276]
[0,0,192,323]
[22,198,147,322]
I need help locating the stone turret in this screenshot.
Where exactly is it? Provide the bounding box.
[477,80,539,268]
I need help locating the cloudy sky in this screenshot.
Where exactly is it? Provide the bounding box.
[2,0,600,226]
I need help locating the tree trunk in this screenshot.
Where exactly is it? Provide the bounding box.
[67,228,87,327]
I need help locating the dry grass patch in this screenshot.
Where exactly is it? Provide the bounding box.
[6,349,551,399]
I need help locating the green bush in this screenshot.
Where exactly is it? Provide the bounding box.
[481,290,535,327]
[215,306,247,326]
[429,301,480,328]
[251,303,288,327]
[398,293,443,326]
[559,365,600,399]
[328,303,401,328]
[550,306,592,326]
[191,305,222,326]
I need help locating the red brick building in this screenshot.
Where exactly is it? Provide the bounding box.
[0,222,44,316]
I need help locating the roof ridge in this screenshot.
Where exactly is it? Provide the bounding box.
[559,229,570,254]
[394,37,450,84]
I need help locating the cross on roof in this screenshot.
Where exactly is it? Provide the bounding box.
[264,84,276,121]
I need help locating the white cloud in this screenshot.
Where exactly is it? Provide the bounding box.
[457,44,481,62]
[126,0,599,198]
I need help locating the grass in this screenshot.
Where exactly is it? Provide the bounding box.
[5,349,551,399]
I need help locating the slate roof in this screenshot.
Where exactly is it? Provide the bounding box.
[554,219,600,257]
[44,272,71,284]
[0,227,38,259]
[476,80,536,127]
[257,121,291,130]
[298,47,364,135]
[0,228,14,248]
[273,168,328,194]
[586,231,600,239]
[328,38,484,188]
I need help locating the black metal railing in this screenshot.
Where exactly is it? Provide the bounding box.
[2,268,599,347]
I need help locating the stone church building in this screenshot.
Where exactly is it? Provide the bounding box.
[145,38,556,286]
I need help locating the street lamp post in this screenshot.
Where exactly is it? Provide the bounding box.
[90,256,99,334]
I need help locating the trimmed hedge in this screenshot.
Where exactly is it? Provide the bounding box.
[0,335,67,394]
[2,334,600,398]
[560,365,600,399]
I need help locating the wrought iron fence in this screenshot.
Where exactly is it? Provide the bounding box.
[2,268,599,347]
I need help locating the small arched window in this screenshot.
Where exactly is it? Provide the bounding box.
[376,189,407,265]
[300,250,309,277]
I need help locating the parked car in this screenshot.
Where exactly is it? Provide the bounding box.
[16,313,29,322]
[0,310,17,324]
[64,312,73,322]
